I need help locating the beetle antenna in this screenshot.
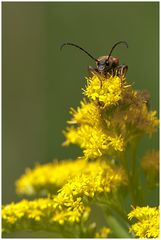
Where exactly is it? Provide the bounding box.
[60,42,98,62]
[107,41,128,61]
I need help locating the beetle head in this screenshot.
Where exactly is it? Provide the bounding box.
[96,55,120,74]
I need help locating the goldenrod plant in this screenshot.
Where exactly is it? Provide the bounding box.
[2,72,159,238]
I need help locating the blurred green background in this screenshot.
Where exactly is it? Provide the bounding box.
[2,2,159,238]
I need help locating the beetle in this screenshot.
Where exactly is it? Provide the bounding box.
[60,41,128,79]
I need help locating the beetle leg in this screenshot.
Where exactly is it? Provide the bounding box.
[105,68,114,78]
[88,66,98,75]
[115,64,128,78]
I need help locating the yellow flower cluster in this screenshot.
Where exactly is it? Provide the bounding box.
[84,73,127,107]
[2,196,92,235]
[52,160,126,225]
[2,198,55,234]
[52,197,90,225]
[64,73,159,159]
[57,161,126,198]
[128,206,160,238]
[65,125,124,158]
[16,158,126,196]
[16,158,97,195]
[95,226,111,238]
[68,100,101,126]
[3,159,127,234]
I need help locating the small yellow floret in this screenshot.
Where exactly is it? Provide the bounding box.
[68,100,101,126]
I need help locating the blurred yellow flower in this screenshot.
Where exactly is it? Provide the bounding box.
[95,226,111,238]
[16,158,93,195]
[142,150,159,172]
[141,150,159,187]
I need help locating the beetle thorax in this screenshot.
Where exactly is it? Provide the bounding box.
[97,55,119,65]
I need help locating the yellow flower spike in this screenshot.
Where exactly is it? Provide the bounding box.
[64,73,158,160]
[44,161,126,230]
[64,124,125,159]
[42,159,126,229]
[128,206,160,238]
[16,158,94,196]
[56,160,127,203]
[84,73,128,107]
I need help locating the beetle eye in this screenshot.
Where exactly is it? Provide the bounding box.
[106,61,110,66]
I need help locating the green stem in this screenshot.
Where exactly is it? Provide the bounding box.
[130,141,139,205]
[119,150,138,206]
[97,197,133,237]
[110,201,130,224]
[104,212,133,238]
[97,197,129,225]
[131,141,137,180]
[130,139,144,206]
